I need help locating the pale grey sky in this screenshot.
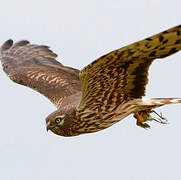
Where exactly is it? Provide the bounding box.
[0,0,181,179]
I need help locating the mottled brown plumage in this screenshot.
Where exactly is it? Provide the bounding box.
[1,25,181,137]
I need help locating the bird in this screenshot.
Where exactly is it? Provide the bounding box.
[1,25,181,137]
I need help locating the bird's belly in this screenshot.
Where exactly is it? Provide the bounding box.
[77,102,137,133]
[100,103,137,126]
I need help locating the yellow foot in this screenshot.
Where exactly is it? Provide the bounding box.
[136,121,150,129]
[134,110,168,129]
[134,111,151,129]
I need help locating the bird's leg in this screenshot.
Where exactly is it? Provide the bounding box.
[150,110,168,124]
[134,111,151,129]
[134,110,168,129]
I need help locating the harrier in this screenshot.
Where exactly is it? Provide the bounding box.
[1,25,181,137]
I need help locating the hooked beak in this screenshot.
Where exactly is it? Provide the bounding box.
[46,125,51,132]
[46,121,55,131]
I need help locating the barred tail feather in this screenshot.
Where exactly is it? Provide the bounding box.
[141,97,181,106]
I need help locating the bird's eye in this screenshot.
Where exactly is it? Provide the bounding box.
[55,118,62,124]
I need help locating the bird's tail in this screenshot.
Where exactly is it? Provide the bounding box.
[140,97,181,106]
[133,98,181,128]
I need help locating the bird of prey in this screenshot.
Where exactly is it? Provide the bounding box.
[1,25,181,137]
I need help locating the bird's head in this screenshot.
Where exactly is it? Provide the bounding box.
[45,108,77,137]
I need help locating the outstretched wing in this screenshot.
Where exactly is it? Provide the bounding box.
[0,40,81,106]
[79,25,181,112]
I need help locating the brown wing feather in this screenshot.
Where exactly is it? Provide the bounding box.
[0,40,81,106]
[79,25,181,111]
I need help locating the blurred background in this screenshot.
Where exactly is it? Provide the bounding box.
[0,0,181,179]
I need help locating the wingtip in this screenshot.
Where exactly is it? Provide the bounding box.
[1,39,13,53]
[14,40,30,46]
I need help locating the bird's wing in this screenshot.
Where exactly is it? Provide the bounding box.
[0,40,81,107]
[79,25,181,112]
